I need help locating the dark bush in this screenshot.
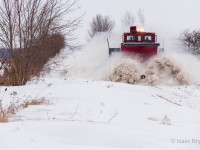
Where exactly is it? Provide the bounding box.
[2,33,65,86]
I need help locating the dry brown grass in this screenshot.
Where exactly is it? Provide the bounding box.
[0,98,49,123]
[21,98,48,109]
[0,108,9,123]
[0,102,17,123]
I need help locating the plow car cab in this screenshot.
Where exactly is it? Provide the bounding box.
[109,26,160,59]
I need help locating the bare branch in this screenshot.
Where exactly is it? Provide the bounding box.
[137,9,145,26]
[121,11,135,27]
[88,14,115,38]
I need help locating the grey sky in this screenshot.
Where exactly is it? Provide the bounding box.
[78,0,200,50]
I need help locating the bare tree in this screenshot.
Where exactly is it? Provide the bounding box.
[0,0,82,85]
[179,29,200,55]
[121,11,135,27]
[137,9,145,26]
[88,14,115,38]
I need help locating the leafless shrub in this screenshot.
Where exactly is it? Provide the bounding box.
[121,11,135,27]
[179,29,200,55]
[0,0,82,86]
[88,14,115,38]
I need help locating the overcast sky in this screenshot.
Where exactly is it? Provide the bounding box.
[77,0,200,50]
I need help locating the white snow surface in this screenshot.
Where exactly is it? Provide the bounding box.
[1,33,200,149]
[0,78,200,150]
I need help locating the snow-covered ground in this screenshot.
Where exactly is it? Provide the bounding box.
[1,34,200,150]
[0,77,200,150]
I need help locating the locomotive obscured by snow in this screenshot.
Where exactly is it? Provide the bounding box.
[109,26,160,59]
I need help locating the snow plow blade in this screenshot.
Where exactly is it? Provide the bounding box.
[109,48,120,55]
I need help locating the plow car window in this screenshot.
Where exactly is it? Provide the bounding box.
[127,35,135,41]
[144,36,152,41]
[138,35,141,41]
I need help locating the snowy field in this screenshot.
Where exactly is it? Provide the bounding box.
[0,77,200,150]
[1,33,200,150]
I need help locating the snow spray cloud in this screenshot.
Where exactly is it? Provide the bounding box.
[66,32,123,79]
[61,32,200,86]
[108,52,200,85]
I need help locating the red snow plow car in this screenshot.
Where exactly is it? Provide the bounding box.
[108,26,160,59]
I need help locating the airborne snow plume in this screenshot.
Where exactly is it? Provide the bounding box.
[65,32,122,80]
[46,32,200,86]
